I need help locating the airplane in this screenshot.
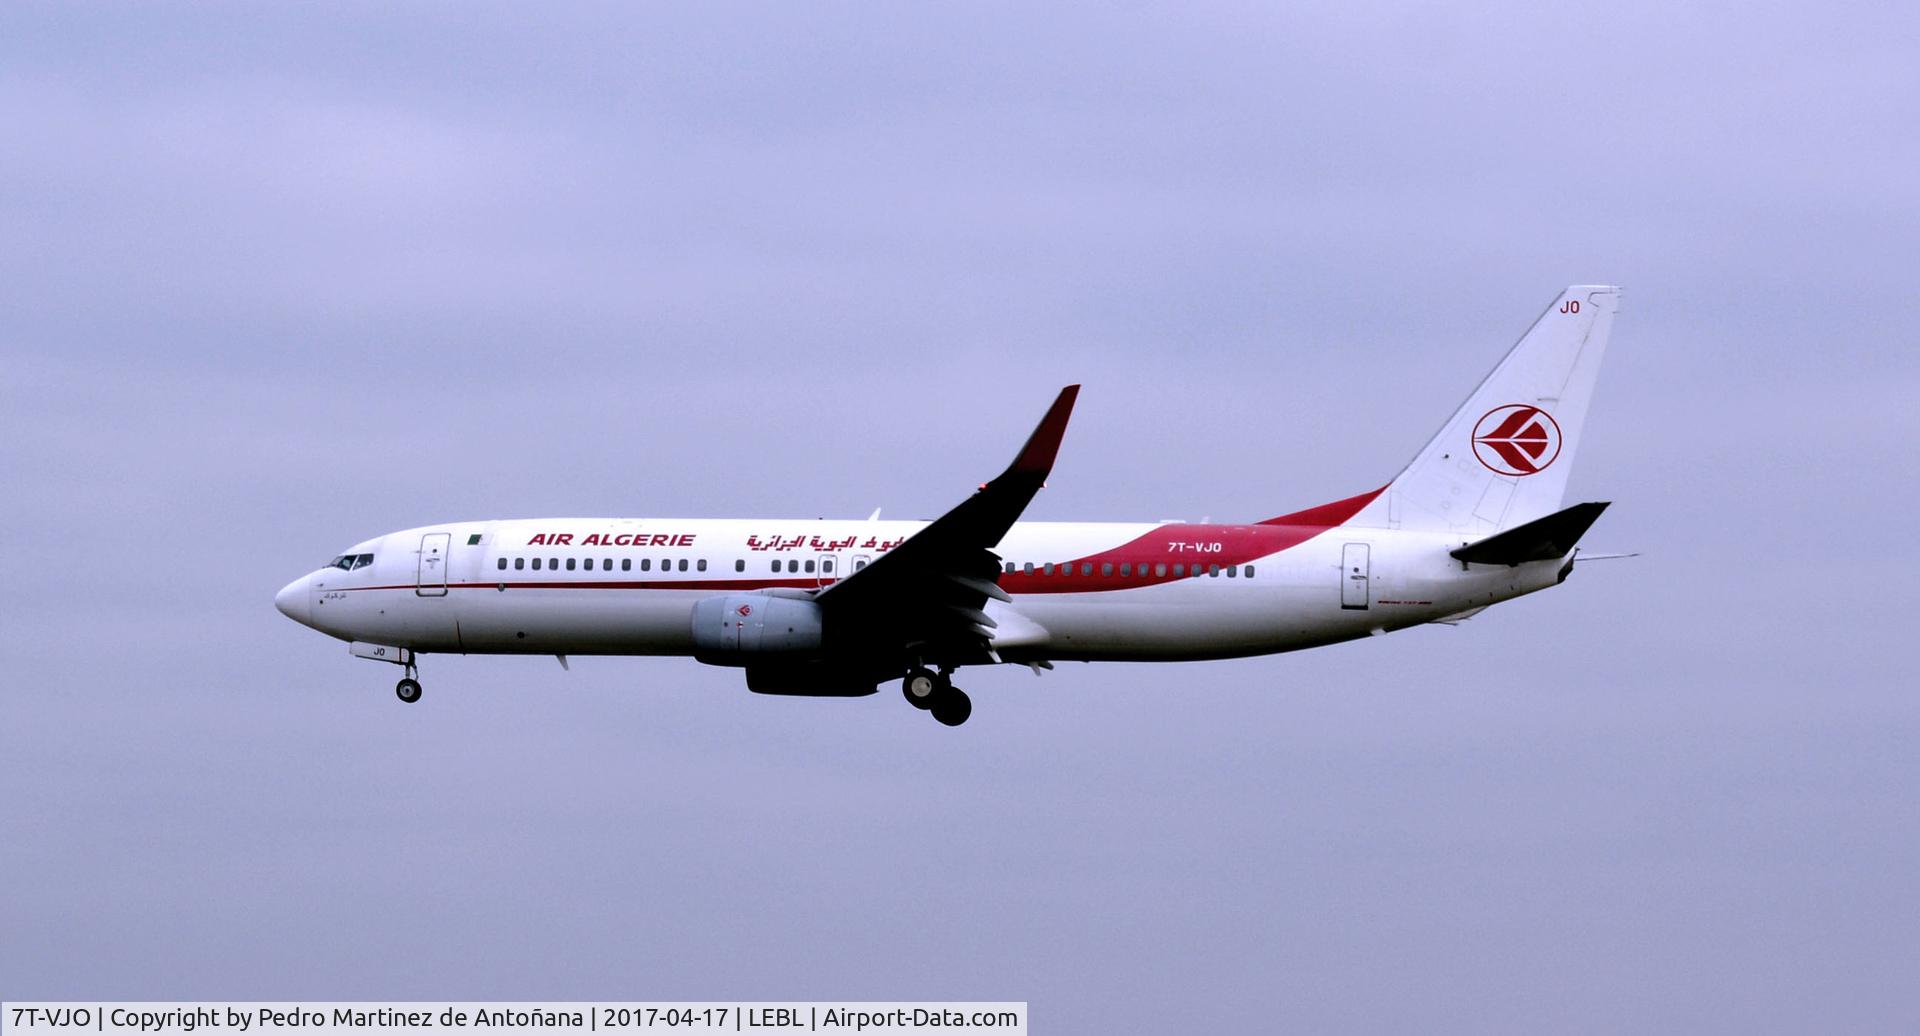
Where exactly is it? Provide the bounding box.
[275,285,1624,726]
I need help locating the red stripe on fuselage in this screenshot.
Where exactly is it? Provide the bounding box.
[1256,486,1386,527]
[998,487,1386,594]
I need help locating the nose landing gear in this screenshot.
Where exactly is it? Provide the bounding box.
[350,642,423,704]
[902,667,972,726]
[395,660,423,704]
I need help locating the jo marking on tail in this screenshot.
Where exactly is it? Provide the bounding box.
[275,285,1626,727]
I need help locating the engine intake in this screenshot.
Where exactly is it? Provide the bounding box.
[691,593,824,665]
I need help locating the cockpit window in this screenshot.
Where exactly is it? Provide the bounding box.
[329,553,374,571]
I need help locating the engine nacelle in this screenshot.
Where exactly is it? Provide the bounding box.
[691,592,824,665]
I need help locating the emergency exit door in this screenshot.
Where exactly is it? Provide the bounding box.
[1340,542,1370,610]
[417,532,450,597]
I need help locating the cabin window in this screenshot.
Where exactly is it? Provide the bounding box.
[1004,562,1016,574]
[640,559,651,572]
[566,558,576,571]
[531,558,542,571]
[1226,565,1237,577]
[548,557,557,569]
[1209,564,1221,576]
[515,558,525,570]
[1244,565,1255,578]
[1080,563,1093,576]
[1023,562,1035,574]
[1119,562,1131,576]
[677,559,688,572]
[1042,563,1054,575]
[822,558,834,573]
[622,559,631,571]
[771,560,782,573]
[804,560,816,573]
[788,559,800,573]
[602,559,611,571]
[735,559,745,572]
[1101,563,1113,576]
[1154,563,1167,577]
[497,558,507,570]
[696,559,707,572]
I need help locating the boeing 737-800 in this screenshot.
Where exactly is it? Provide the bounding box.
[275,285,1624,726]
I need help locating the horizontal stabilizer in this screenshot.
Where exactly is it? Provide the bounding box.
[1450,502,1610,566]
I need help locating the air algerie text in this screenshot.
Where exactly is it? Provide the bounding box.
[528,532,694,547]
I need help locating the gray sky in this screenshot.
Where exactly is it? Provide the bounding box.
[3,3,1916,1030]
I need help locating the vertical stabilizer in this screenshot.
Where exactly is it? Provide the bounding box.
[1349,285,1620,533]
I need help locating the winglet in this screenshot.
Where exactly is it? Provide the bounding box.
[1004,385,1080,480]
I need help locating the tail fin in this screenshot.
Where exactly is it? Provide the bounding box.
[1351,285,1621,533]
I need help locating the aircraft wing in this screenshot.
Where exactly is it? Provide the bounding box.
[815,385,1079,667]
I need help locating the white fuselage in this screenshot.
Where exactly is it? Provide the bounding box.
[276,514,1564,663]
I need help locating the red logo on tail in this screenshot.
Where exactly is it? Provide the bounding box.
[1472,405,1562,476]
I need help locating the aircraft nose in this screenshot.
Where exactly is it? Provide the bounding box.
[275,576,312,626]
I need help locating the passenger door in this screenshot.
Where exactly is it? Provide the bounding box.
[417,532,451,597]
[1340,542,1370,611]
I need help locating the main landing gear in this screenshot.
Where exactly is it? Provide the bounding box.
[902,667,972,727]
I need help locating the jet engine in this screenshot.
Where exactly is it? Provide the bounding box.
[690,592,824,665]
